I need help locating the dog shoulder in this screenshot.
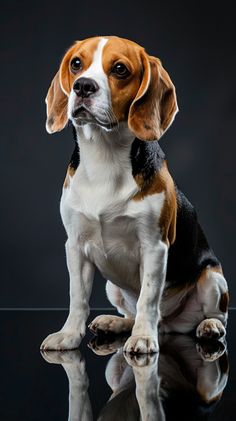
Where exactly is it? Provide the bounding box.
[130,138,177,245]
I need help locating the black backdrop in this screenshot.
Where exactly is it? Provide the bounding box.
[1,0,235,308]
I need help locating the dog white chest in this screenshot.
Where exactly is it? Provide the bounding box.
[60,133,165,291]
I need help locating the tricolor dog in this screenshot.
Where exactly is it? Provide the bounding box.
[41,36,229,354]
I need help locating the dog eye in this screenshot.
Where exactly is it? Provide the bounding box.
[111,63,130,78]
[70,57,82,73]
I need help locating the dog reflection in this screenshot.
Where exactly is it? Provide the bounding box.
[95,335,228,421]
[41,335,228,420]
[41,350,92,421]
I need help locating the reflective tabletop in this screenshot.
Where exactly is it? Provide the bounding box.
[0,309,235,420]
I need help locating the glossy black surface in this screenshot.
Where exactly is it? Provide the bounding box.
[0,309,235,420]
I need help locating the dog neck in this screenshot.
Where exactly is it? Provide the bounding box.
[74,122,135,184]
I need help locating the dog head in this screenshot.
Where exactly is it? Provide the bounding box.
[45,36,178,141]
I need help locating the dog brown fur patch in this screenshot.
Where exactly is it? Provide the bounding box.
[60,37,100,95]
[63,165,76,188]
[128,53,178,141]
[212,266,224,275]
[132,161,177,245]
[102,37,143,123]
[198,265,223,285]
[199,390,223,405]
[159,163,177,246]
[46,71,68,133]
[197,265,229,314]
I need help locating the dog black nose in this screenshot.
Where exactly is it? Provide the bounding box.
[73,77,99,98]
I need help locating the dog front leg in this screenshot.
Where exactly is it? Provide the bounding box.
[124,240,168,354]
[41,240,95,350]
[41,350,92,421]
[125,353,166,421]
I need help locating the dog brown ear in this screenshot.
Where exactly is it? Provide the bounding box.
[128,51,178,141]
[45,71,68,134]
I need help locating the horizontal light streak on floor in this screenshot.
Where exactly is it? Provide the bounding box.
[0,307,235,310]
[0,307,115,311]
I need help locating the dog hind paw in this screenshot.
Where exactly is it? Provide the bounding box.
[88,315,134,335]
[196,318,226,340]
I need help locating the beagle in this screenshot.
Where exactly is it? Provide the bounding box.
[40,36,229,354]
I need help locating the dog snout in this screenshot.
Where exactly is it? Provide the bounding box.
[73,77,99,98]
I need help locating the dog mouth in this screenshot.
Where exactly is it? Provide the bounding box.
[72,105,92,119]
[72,105,118,130]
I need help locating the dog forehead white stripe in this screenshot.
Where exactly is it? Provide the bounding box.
[81,37,108,78]
[67,37,110,124]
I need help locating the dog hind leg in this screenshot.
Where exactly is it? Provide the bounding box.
[89,281,135,334]
[196,267,229,340]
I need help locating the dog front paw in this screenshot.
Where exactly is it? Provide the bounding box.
[123,335,159,354]
[40,330,83,351]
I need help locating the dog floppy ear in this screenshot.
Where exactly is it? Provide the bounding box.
[128,51,178,141]
[45,70,68,134]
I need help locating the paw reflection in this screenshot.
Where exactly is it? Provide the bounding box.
[41,334,229,420]
[124,351,158,367]
[196,338,227,361]
[88,331,129,355]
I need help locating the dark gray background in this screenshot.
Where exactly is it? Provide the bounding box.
[1,0,235,308]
